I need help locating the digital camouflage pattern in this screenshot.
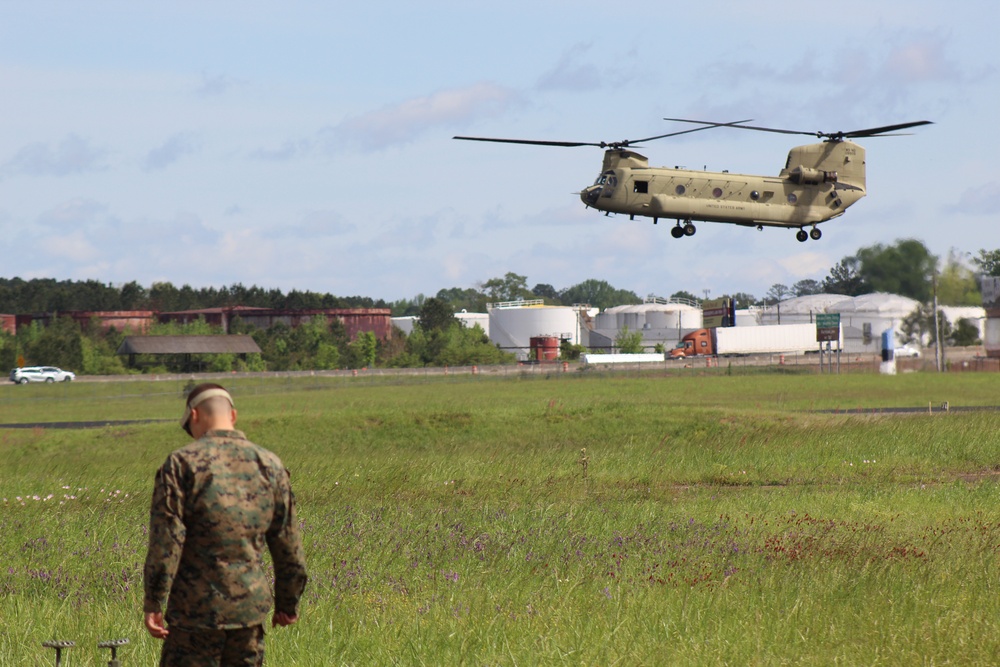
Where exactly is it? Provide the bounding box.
[143,429,308,631]
[160,625,266,667]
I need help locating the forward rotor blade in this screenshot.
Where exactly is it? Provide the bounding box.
[452,136,604,148]
[455,118,754,150]
[629,119,754,145]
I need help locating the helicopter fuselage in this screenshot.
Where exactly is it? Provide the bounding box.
[580,140,867,234]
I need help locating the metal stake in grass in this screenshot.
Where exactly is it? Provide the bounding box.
[98,638,129,666]
[42,640,74,666]
[579,448,589,480]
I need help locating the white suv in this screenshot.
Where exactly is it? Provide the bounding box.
[9,366,76,384]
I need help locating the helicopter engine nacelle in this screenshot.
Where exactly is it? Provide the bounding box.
[788,166,837,185]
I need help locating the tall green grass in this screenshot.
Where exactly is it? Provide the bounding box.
[2,373,999,664]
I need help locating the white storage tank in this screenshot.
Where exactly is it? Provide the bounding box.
[590,299,703,352]
[391,316,418,335]
[488,300,583,360]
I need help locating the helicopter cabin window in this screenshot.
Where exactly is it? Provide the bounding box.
[787,193,798,204]
[633,181,648,194]
[675,185,686,196]
[712,187,723,198]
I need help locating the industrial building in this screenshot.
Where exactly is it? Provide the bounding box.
[1,307,392,340]
[756,293,986,355]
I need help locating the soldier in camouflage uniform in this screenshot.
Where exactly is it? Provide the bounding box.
[143,383,308,666]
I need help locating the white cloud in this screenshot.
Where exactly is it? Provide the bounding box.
[320,83,518,152]
[3,134,107,177]
[535,43,638,92]
[36,197,116,230]
[945,181,1000,216]
[882,33,960,83]
[264,210,357,239]
[250,139,309,162]
[143,133,200,171]
[776,250,832,277]
[195,72,245,97]
[46,231,101,262]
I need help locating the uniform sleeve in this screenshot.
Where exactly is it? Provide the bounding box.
[266,467,308,616]
[142,456,188,614]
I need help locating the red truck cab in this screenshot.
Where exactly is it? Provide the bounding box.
[669,328,715,358]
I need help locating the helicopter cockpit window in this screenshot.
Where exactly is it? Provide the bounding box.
[596,172,617,198]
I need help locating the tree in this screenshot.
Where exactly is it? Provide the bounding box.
[119,280,148,310]
[433,324,513,366]
[348,331,377,369]
[822,256,869,296]
[418,297,456,334]
[973,249,1000,277]
[615,326,645,354]
[481,272,533,303]
[436,286,487,313]
[951,318,981,346]
[936,250,981,306]
[670,290,699,303]
[559,339,586,361]
[765,284,790,304]
[390,294,425,317]
[901,304,953,347]
[531,283,560,303]
[855,239,936,302]
[791,279,822,297]
[560,279,640,310]
[726,292,757,309]
[29,316,84,370]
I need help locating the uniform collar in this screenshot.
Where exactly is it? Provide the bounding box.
[202,429,247,440]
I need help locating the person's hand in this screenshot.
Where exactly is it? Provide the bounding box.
[145,612,169,639]
[272,611,298,627]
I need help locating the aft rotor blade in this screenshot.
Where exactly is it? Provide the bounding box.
[664,117,933,140]
[664,118,816,137]
[841,121,934,138]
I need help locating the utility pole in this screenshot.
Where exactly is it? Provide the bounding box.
[932,272,942,372]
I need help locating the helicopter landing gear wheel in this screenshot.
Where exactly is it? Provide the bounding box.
[670,224,685,239]
[683,222,696,236]
[796,229,808,243]
[809,227,822,240]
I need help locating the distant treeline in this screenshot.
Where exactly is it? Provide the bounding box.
[0,278,388,314]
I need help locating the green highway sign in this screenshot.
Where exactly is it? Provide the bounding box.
[815,313,840,342]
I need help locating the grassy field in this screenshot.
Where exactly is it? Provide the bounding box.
[1,371,999,665]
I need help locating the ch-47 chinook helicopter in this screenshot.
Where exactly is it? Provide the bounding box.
[454,118,931,242]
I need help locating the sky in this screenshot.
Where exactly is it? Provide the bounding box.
[0,1,995,306]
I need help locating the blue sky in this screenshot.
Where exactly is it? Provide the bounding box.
[0,1,994,305]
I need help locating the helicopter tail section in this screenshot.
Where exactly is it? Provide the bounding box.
[781,141,866,192]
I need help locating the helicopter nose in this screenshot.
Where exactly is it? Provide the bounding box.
[581,185,601,206]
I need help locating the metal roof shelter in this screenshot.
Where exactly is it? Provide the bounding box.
[117,335,261,369]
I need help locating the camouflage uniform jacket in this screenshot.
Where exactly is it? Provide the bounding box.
[143,429,308,630]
